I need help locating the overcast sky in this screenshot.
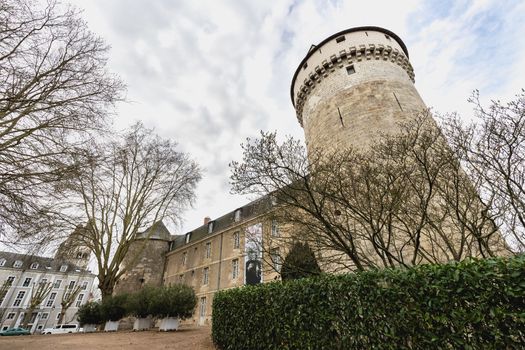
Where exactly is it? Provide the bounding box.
[65,0,525,235]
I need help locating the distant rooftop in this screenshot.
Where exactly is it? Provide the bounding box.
[0,251,93,274]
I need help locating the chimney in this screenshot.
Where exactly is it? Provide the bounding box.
[204,216,211,225]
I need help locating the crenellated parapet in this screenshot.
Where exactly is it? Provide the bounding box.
[293,43,415,126]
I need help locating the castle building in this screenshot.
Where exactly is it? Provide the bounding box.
[118,26,507,325]
[0,247,95,333]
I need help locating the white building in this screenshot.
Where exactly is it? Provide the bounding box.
[0,250,95,333]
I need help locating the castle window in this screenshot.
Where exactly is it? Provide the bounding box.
[75,294,84,307]
[270,247,282,272]
[205,242,211,259]
[46,292,56,307]
[336,35,346,43]
[179,274,184,283]
[185,232,192,244]
[182,252,187,266]
[234,209,242,222]
[30,262,39,269]
[0,258,5,266]
[13,291,25,307]
[271,220,280,237]
[23,277,32,287]
[13,260,23,268]
[302,62,308,70]
[59,264,68,272]
[233,231,240,249]
[346,65,355,75]
[203,267,209,285]
[232,259,239,279]
[207,221,214,234]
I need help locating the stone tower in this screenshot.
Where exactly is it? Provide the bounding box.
[55,225,91,269]
[290,26,426,153]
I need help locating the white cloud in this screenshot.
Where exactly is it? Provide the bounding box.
[64,0,525,233]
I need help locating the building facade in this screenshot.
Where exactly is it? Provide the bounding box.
[117,26,508,325]
[0,252,95,333]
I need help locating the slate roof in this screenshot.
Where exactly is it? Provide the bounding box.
[136,221,172,241]
[171,196,273,251]
[0,251,92,274]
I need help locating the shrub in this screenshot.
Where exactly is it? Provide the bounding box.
[100,294,128,322]
[213,255,525,350]
[125,284,159,318]
[280,242,321,281]
[77,301,102,325]
[150,284,197,319]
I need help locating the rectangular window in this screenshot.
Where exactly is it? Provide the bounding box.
[23,277,32,287]
[232,259,239,279]
[6,276,15,286]
[270,248,282,272]
[205,242,211,259]
[68,281,75,289]
[271,220,279,237]
[40,278,48,285]
[81,281,88,290]
[46,292,56,307]
[233,231,240,249]
[234,209,242,222]
[41,313,49,320]
[53,280,62,289]
[13,291,25,307]
[203,267,209,285]
[346,65,355,75]
[75,294,84,307]
[199,297,207,317]
[6,312,15,320]
[336,35,346,43]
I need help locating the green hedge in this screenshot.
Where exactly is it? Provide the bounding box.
[212,255,525,350]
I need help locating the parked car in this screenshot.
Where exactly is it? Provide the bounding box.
[0,327,30,336]
[42,324,80,334]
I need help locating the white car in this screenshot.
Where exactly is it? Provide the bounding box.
[42,324,80,334]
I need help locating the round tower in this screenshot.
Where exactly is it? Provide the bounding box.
[291,26,426,153]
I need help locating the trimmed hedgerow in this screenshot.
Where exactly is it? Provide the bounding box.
[212,255,525,350]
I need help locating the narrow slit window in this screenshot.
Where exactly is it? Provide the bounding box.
[385,34,391,40]
[346,65,355,75]
[302,62,308,70]
[336,36,345,43]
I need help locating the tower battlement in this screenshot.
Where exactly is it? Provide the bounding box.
[290,26,425,152]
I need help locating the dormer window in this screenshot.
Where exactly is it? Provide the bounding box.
[234,209,242,222]
[13,260,23,268]
[185,232,192,244]
[207,221,214,234]
[59,264,68,272]
[30,262,39,269]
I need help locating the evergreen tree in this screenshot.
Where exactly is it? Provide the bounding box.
[281,242,321,281]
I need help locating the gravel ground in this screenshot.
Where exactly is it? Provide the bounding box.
[0,326,215,350]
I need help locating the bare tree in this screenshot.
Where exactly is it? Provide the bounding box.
[231,112,508,272]
[57,281,82,324]
[441,90,525,253]
[21,280,52,328]
[0,0,124,242]
[63,123,201,299]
